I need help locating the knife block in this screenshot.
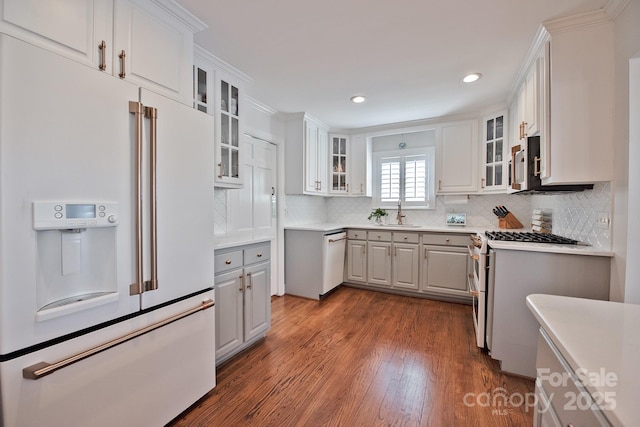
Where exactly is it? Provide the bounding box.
[499,213,524,229]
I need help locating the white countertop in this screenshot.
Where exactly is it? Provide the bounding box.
[284,222,484,234]
[214,233,274,250]
[526,294,640,427]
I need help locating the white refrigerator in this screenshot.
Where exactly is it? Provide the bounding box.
[0,34,216,426]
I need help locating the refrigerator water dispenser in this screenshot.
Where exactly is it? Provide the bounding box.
[33,202,119,320]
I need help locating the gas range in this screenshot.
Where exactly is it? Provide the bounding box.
[484,231,585,245]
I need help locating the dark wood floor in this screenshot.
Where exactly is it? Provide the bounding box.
[169,286,534,426]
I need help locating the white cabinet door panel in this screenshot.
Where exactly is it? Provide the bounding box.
[244,262,271,342]
[347,240,367,283]
[367,242,391,287]
[215,269,244,360]
[393,243,419,290]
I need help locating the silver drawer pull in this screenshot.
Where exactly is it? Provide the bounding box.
[256,253,262,257]
[225,260,232,265]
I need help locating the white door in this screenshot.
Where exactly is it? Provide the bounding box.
[139,89,215,310]
[228,136,276,235]
[0,35,139,354]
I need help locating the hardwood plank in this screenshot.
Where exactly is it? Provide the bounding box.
[169,287,534,426]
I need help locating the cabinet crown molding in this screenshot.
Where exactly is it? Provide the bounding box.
[542,8,613,34]
[194,44,253,83]
[137,0,208,32]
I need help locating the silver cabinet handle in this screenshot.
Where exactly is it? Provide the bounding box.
[256,253,262,257]
[246,272,253,289]
[23,299,214,380]
[239,274,244,291]
[225,260,232,265]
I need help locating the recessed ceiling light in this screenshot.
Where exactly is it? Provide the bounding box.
[462,73,482,83]
[350,95,366,103]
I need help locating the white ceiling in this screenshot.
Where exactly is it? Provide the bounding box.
[177,0,608,130]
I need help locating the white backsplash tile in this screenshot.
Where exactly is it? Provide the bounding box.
[214,188,228,235]
[284,195,328,225]
[530,182,611,249]
[255,184,611,250]
[326,194,531,229]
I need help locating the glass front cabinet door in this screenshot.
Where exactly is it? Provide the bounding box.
[216,76,243,188]
[481,111,508,193]
[329,134,348,194]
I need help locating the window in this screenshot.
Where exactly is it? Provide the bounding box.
[373,148,436,209]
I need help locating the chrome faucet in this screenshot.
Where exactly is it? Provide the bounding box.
[396,200,406,225]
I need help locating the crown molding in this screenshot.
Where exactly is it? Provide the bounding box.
[194,44,253,83]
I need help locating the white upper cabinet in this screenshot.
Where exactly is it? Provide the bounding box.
[329,134,349,194]
[113,0,202,105]
[480,111,509,193]
[349,133,367,196]
[542,15,614,185]
[285,113,329,195]
[0,0,204,105]
[0,0,113,70]
[214,71,244,188]
[437,120,479,194]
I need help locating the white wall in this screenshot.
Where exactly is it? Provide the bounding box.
[611,0,640,302]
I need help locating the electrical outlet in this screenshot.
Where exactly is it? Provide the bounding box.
[596,212,611,230]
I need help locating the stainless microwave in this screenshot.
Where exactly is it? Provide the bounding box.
[509,136,593,193]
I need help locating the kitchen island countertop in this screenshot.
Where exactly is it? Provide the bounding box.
[526,294,640,427]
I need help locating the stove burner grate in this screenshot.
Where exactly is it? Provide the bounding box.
[484,231,581,245]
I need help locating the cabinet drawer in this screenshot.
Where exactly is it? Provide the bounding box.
[214,250,243,274]
[393,232,420,243]
[422,233,470,247]
[244,245,270,265]
[347,229,366,240]
[536,330,612,426]
[368,231,392,242]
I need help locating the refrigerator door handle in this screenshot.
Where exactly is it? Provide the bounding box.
[22,299,215,380]
[145,106,158,292]
[129,101,145,296]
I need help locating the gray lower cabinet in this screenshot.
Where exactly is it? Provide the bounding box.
[214,242,271,365]
[421,245,470,297]
[345,229,471,302]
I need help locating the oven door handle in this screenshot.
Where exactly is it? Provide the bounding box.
[468,245,479,260]
[468,273,479,296]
